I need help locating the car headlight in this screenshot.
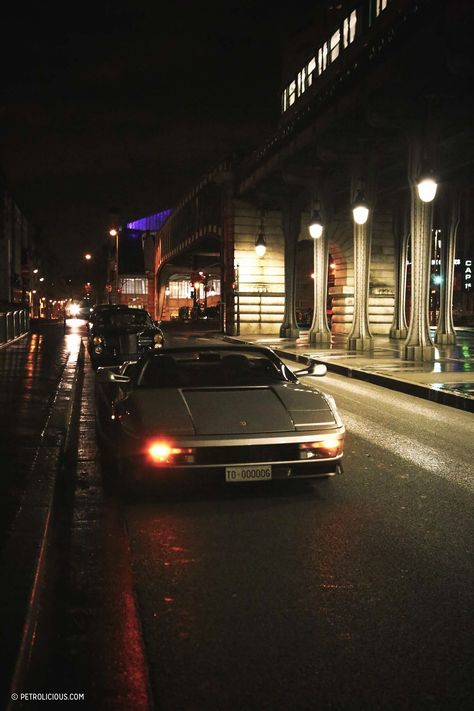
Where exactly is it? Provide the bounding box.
[153,333,163,348]
[146,439,195,465]
[93,336,103,345]
[299,434,344,459]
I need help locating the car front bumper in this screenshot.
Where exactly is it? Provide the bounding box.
[116,428,345,485]
[127,455,344,484]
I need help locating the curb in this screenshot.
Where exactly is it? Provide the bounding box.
[224,336,474,413]
[0,339,84,706]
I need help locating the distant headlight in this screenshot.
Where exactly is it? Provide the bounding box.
[153,333,163,344]
[94,346,104,354]
[93,336,103,345]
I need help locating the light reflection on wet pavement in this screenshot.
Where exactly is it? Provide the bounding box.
[242,328,474,401]
[0,328,75,545]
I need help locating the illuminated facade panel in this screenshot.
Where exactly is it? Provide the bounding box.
[280,2,390,115]
[121,277,147,294]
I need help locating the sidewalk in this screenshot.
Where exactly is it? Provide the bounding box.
[225,327,474,413]
[0,328,83,705]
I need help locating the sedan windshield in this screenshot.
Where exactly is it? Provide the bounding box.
[97,310,152,327]
[137,352,291,388]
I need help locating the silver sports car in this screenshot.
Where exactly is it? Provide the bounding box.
[95,345,345,494]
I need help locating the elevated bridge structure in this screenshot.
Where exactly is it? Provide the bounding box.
[153,0,474,360]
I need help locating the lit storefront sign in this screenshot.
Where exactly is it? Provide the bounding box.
[465,260,472,290]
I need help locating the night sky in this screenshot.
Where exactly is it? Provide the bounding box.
[1,1,317,278]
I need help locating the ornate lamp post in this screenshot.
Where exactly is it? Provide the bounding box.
[403,146,438,361]
[308,197,331,344]
[109,228,119,294]
[347,182,374,351]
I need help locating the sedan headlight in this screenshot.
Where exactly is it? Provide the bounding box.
[93,336,103,345]
[153,333,163,348]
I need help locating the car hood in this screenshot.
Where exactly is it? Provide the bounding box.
[93,326,156,336]
[124,383,337,436]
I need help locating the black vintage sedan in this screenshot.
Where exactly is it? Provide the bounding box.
[95,345,345,495]
[87,305,164,368]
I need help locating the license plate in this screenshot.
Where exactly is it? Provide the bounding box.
[225,465,272,483]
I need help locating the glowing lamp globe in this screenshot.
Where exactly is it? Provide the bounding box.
[417,178,437,203]
[352,205,369,225]
[255,231,267,257]
[309,210,323,239]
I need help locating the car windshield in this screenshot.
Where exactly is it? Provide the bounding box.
[137,351,293,388]
[97,310,152,327]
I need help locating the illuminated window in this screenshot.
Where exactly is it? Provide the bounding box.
[318,42,328,74]
[343,11,357,47]
[376,0,389,16]
[206,279,221,296]
[288,80,296,106]
[169,280,191,299]
[307,57,316,87]
[297,67,306,96]
[330,30,340,63]
[282,89,288,112]
[121,277,147,294]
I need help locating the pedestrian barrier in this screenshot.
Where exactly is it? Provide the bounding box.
[0,306,30,345]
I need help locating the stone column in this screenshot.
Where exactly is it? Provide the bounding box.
[390,201,409,339]
[403,147,435,361]
[435,190,460,345]
[308,232,331,344]
[347,176,374,350]
[280,199,300,338]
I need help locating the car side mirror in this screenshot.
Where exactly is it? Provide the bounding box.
[96,368,131,384]
[294,360,327,377]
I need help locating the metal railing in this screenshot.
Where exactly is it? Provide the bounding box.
[0,306,30,345]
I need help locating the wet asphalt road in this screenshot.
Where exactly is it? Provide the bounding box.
[7,324,473,710]
[117,342,474,710]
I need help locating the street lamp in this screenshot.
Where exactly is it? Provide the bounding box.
[84,253,92,261]
[417,174,437,202]
[255,230,266,257]
[308,205,324,239]
[352,189,370,225]
[255,213,266,257]
[109,228,119,293]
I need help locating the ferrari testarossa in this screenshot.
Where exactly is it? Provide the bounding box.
[95,345,345,494]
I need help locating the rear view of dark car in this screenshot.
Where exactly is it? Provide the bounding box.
[88,305,163,368]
